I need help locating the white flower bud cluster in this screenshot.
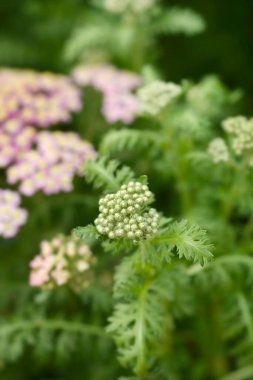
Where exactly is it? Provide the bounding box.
[208,138,230,163]
[222,116,253,155]
[95,181,159,240]
[104,0,156,14]
[137,80,181,116]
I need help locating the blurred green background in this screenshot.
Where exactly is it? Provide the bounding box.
[0,0,252,102]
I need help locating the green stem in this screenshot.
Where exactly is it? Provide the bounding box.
[240,215,253,250]
[0,319,107,337]
[173,137,193,216]
[236,292,253,347]
[221,160,247,221]
[124,15,148,70]
[194,297,228,379]
[175,160,192,215]
[135,280,150,379]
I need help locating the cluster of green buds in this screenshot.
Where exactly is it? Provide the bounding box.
[95,181,159,241]
[208,138,230,163]
[137,80,181,116]
[29,234,96,292]
[208,116,253,167]
[222,116,253,156]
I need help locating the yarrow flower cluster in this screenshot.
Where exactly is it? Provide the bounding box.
[208,138,230,163]
[0,69,82,128]
[0,69,82,168]
[95,181,159,240]
[72,64,141,124]
[29,234,95,291]
[104,0,156,14]
[0,123,36,168]
[137,80,182,116]
[7,131,96,196]
[0,189,27,238]
[222,116,253,156]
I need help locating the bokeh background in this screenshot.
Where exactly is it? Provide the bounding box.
[1,0,252,104]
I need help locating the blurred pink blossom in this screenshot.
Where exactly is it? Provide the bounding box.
[29,234,95,291]
[7,131,96,196]
[72,64,141,124]
[0,69,83,168]
[103,93,139,124]
[0,189,27,238]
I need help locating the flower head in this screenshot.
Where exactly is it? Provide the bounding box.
[0,189,27,238]
[0,69,82,128]
[102,93,139,124]
[222,116,253,156]
[137,80,181,116]
[29,234,95,291]
[0,69,83,167]
[95,181,159,240]
[72,64,141,124]
[208,138,230,163]
[7,131,96,196]
[0,122,36,168]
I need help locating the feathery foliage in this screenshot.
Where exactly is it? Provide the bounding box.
[145,219,213,266]
[84,156,135,193]
[156,7,206,35]
[0,317,107,363]
[100,129,160,156]
[193,255,253,290]
[222,293,253,369]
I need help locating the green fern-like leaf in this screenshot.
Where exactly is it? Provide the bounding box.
[73,224,100,244]
[63,18,114,62]
[107,276,169,375]
[102,238,135,256]
[108,263,193,376]
[222,293,253,369]
[0,318,106,363]
[100,129,160,156]
[145,218,213,266]
[192,255,253,291]
[156,7,206,36]
[84,156,135,193]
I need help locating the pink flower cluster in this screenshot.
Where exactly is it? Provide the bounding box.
[7,131,96,196]
[29,234,95,291]
[72,64,141,124]
[0,69,82,168]
[0,189,27,238]
[0,122,36,168]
